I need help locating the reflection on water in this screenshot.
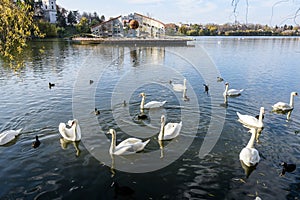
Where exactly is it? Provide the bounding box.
[240,160,258,179]
[0,38,299,199]
[60,138,81,157]
[272,109,293,121]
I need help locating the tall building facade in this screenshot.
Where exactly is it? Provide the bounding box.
[41,0,57,23]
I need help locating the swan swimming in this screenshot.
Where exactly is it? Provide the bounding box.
[0,128,22,145]
[272,92,298,112]
[239,128,260,167]
[237,107,265,128]
[140,92,166,109]
[158,115,182,141]
[223,82,244,96]
[59,119,81,142]
[169,78,186,92]
[107,129,150,155]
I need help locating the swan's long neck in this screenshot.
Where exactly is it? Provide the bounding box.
[224,84,229,94]
[110,131,116,154]
[159,119,165,140]
[140,95,145,109]
[289,93,295,107]
[258,109,264,123]
[183,79,186,88]
[246,129,256,149]
[183,88,187,98]
[224,95,228,104]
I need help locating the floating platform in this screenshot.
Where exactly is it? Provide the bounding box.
[71,37,193,46]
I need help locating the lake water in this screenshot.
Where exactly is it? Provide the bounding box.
[0,37,299,199]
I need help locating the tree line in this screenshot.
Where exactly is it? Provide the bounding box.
[165,23,300,36]
[37,4,105,38]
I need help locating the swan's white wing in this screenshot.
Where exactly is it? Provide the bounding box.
[163,121,182,140]
[272,102,292,111]
[172,83,185,92]
[139,139,150,151]
[0,129,22,145]
[118,138,142,147]
[59,123,74,141]
[144,101,166,109]
[116,138,150,153]
[249,149,260,165]
[228,89,243,96]
[239,147,260,167]
[237,112,262,128]
[113,145,137,155]
[75,124,82,141]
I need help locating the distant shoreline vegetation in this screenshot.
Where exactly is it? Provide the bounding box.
[38,22,300,39]
[165,23,300,37]
[38,21,300,39]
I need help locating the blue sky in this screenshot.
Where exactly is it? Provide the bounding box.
[56,0,300,26]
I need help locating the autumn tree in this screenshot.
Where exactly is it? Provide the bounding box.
[76,17,90,33]
[178,25,188,35]
[0,0,44,67]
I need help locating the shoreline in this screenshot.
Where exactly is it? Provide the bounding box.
[71,37,193,46]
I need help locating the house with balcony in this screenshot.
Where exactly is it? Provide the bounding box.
[91,15,123,37]
[91,13,165,38]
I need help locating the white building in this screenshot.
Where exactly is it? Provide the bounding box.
[40,0,57,23]
[91,13,165,38]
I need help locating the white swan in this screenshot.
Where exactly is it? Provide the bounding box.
[107,129,150,155]
[0,128,22,145]
[272,92,298,112]
[239,128,260,167]
[223,82,244,96]
[237,107,265,128]
[140,92,166,109]
[169,78,186,92]
[59,119,81,141]
[158,115,182,140]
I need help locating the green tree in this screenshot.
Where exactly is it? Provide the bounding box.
[37,20,57,37]
[0,0,44,67]
[67,11,78,25]
[186,29,198,36]
[76,17,90,33]
[56,6,67,27]
[207,25,218,36]
[178,25,188,35]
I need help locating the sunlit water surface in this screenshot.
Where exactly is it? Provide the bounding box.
[0,37,300,199]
